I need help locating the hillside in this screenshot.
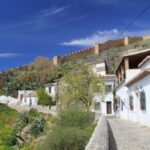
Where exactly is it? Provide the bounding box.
[0,38,150,97]
[63,38,150,74]
[0,104,19,150]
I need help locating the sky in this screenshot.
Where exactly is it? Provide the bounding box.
[0,0,150,71]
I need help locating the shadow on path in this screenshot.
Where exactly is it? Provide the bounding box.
[108,121,118,150]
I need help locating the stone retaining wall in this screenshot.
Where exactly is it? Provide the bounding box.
[85,115,109,150]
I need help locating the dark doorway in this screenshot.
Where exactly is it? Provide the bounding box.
[107,102,112,114]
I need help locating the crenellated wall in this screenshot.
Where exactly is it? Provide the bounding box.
[53,36,149,65]
[62,47,95,62]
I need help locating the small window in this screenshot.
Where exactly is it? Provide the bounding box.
[105,85,112,93]
[140,91,146,111]
[129,95,134,110]
[20,94,23,100]
[121,100,124,111]
[49,87,51,93]
[94,102,100,110]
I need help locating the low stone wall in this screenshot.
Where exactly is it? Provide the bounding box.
[85,115,109,150]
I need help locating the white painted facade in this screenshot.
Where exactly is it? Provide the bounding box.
[93,78,115,115]
[115,69,142,119]
[126,69,141,82]
[18,90,38,106]
[115,82,129,119]
[88,61,115,115]
[45,82,57,101]
[87,61,106,76]
[100,78,115,115]
[116,50,150,127]
[127,74,150,127]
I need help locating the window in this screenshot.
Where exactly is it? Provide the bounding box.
[20,94,23,100]
[129,95,134,110]
[140,91,146,111]
[105,85,112,93]
[49,87,52,93]
[94,102,100,111]
[121,100,124,111]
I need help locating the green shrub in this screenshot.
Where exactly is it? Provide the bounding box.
[36,126,91,150]
[28,108,40,123]
[2,132,16,146]
[57,107,93,128]
[37,87,52,106]
[30,116,46,137]
[0,104,18,148]
[34,107,95,150]
[0,145,13,150]
[29,108,38,116]
[15,111,28,133]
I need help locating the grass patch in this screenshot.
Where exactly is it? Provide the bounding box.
[56,107,94,128]
[34,107,95,150]
[0,104,19,148]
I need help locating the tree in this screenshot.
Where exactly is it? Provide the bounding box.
[3,77,22,97]
[37,87,52,107]
[17,56,58,89]
[29,56,57,78]
[58,62,105,110]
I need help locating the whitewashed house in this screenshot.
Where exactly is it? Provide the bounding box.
[18,90,38,106]
[87,60,107,76]
[115,48,150,127]
[45,79,59,102]
[93,75,115,115]
[88,61,115,115]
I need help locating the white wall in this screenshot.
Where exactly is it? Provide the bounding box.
[45,86,56,97]
[91,63,106,76]
[128,74,150,127]
[116,82,129,120]
[21,97,38,106]
[93,79,115,115]
[126,69,141,82]
[45,83,57,101]
[18,90,38,106]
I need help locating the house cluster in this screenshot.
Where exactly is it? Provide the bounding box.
[17,59,115,116]
[87,60,115,115]
[10,47,150,127]
[115,48,150,127]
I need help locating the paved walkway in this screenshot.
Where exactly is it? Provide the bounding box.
[107,117,150,150]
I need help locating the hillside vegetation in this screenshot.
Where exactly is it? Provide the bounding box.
[0,104,19,150]
[0,39,150,97]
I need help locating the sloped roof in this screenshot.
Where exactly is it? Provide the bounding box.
[115,48,150,73]
[25,91,37,97]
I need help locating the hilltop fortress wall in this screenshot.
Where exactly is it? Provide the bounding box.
[53,36,148,65]
[0,35,150,75]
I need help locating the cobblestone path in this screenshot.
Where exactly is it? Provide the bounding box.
[107,117,150,150]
